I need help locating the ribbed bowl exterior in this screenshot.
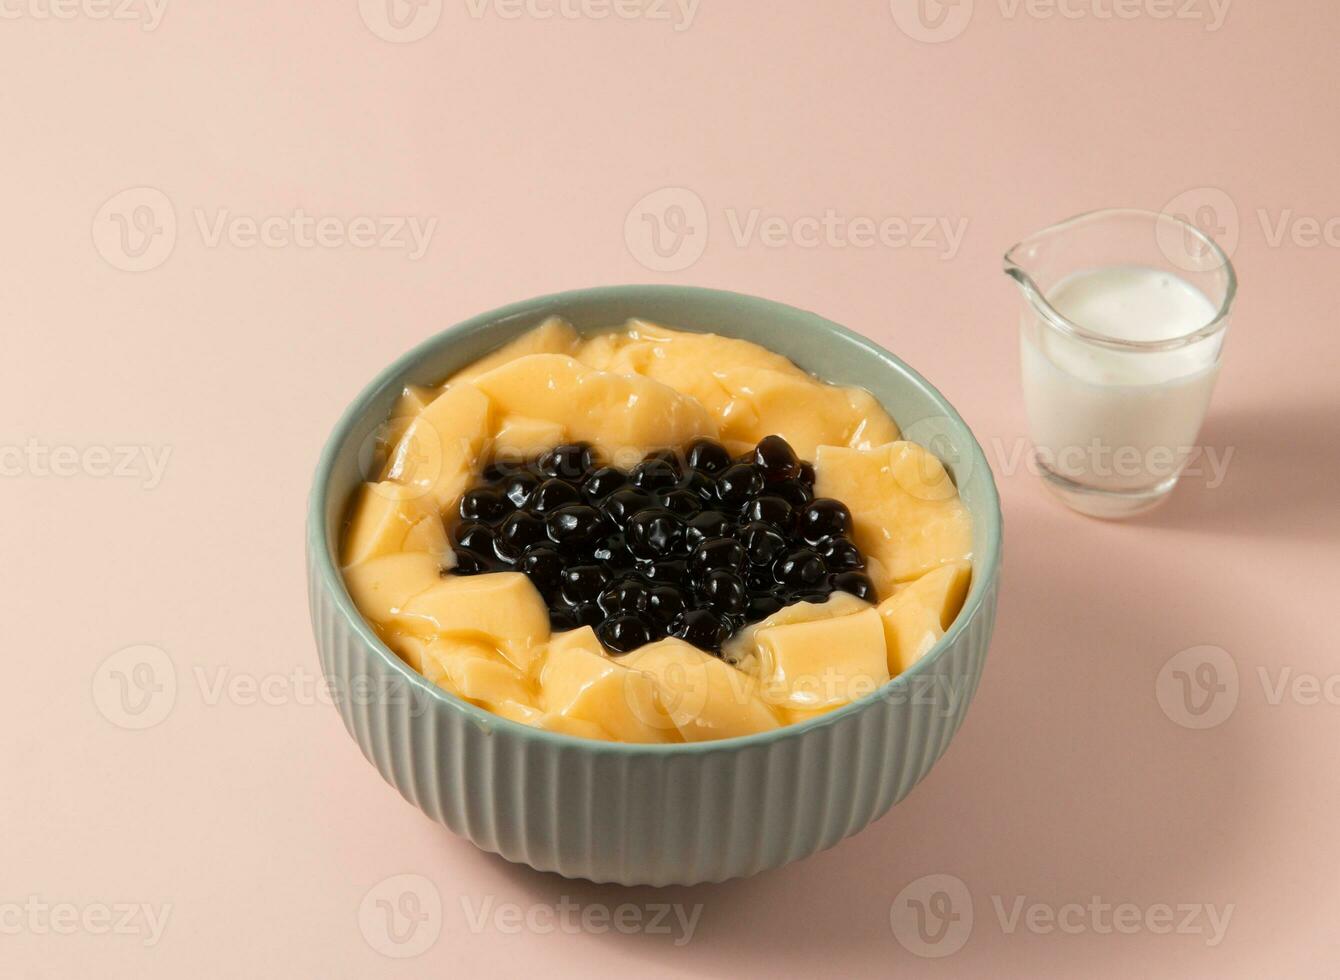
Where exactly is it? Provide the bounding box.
[306,285,1002,887]
[309,555,997,885]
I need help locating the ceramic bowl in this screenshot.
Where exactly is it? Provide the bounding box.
[306,285,1002,886]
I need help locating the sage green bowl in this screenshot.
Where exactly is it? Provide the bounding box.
[306,285,1002,886]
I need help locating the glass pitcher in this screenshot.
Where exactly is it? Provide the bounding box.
[1003,208,1237,518]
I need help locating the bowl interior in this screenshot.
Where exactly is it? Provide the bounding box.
[310,284,1002,749]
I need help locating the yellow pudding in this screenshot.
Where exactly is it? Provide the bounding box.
[341,318,974,743]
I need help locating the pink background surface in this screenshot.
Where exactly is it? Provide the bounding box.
[3,2,1338,976]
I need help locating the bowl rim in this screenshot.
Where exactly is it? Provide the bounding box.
[307,284,1003,755]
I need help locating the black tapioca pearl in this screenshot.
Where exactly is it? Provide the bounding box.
[681,470,717,502]
[772,479,813,509]
[689,537,746,577]
[686,509,730,545]
[798,461,816,486]
[816,535,864,571]
[549,606,580,632]
[625,508,685,560]
[452,548,491,575]
[715,463,764,511]
[794,588,835,605]
[459,486,511,523]
[753,434,800,482]
[597,613,654,654]
[629,458,680,492]
[742,495,794,532]
[747,591,784,621]
[670,608,729,652]
[657,488,703,517]
[646,585,689,626]
[700,569,748,617]
[499,511,546,551]
[641,558,688,585]
[561,564,608,604]
[600,487,654,528]
[453,522,494,554]
[518,545,564,594]
[598,578,650,616]
[686,438,732,476]
[797,498,852,544]
[774,548,827,590]
[570,601,604,628]
[502,470,540,509]
[738,522,788,566]
[545,504,605,547]
[831,570,876,602]
[537,443,594,481]
[529,478,581,514]
[581,466,627,502]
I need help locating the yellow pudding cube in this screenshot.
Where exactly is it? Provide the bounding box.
[877,559,973,674]
[621,639,781,742]
[392,572,550,673]
[752,607,889,710]
[342,552,443,622]
[540,629,677,742]
[815,441,973,584]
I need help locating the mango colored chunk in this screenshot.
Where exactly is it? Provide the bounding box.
[492,698,609,741]
[382,381,493,514]
[877,559,972,674]
[422,637,533,709]
[752,607,890,710]
[621,639,781,741]
[815,441,973,584]
[587,320,807,422]
[342,481,441,566]
[390,383,440,419]
[392,572,550,674]
[714,367,900,460]
[722,591,871,665]
[448,316,581,384]
[470,354,717,465]
[492,415,567,462]
[540,629,677,743]
[341,552,444,623]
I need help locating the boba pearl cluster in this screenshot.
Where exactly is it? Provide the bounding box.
[449,436,876,655]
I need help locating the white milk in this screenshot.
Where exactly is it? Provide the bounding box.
[1020,265,1222,496]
